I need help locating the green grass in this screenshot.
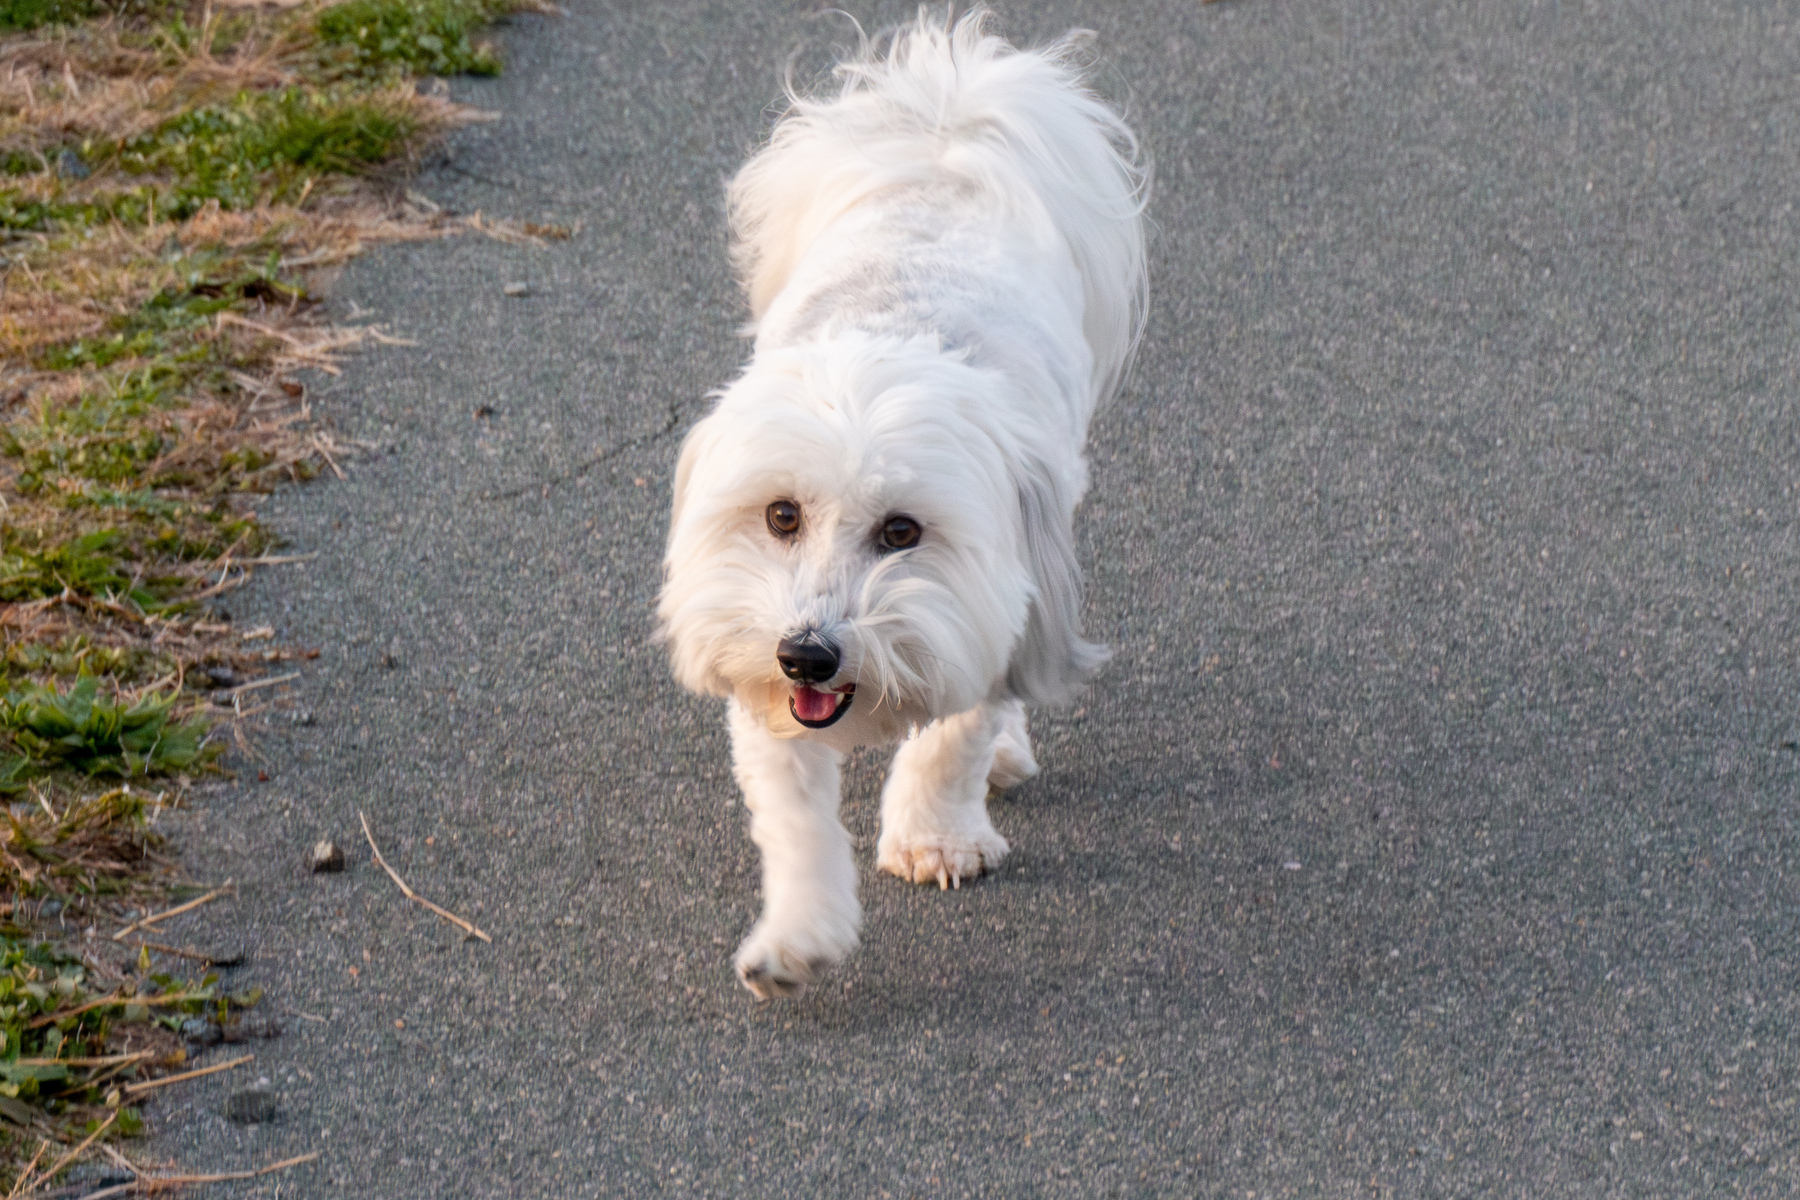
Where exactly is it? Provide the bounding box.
[316,0,512,77]
[119,87,421,217]
[0,0,93,33]
[0,530,173,609]
[6,367,187,495]
[0,636,159,687]
[0,787,161,898]
[0,0,177,33]
[0,936,125,1111]
[36,265,298,373]
[0,512,267,608]
[0,0,532,236]
[0,187,164,237]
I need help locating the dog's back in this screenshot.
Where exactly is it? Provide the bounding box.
[727,8,1149,409]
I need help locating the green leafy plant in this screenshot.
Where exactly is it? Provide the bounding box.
[0,676,214,782]
[316,0,510,77]
[0,934,258,1138]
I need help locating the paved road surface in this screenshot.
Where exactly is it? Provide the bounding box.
[143,2,1798,1195]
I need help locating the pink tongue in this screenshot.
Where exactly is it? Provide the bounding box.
[792,687,839,722]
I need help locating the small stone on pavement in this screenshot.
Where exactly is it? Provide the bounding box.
[225,1088,279,1125]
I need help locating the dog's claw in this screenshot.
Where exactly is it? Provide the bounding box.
[738,960,806,1001]
[879,836,1005,891]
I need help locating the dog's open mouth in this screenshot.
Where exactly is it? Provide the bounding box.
[790,683,855,728]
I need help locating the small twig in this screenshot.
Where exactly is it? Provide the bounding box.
[6,1140,49,1200]
[85,1056,150,1091]
[134,940,238,966]
[121,1054,253,1098]
[25,1111,116,1196]
[112,881,232,941]
[210,671,299,700]
[238,553,318,565]
[207,530,252,573]
[359,812,491,943]
[13,1053,148,1067]
[134,1150,321,1187]
[216,312,304,345]
[28,991,211,1029]
[311,434,346,479]
[190,569,250,600]
[95,1143,140,1186]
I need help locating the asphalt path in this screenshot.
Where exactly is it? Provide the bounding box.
[140,1,1798,1195]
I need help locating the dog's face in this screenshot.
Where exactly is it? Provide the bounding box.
[659,335,1036,745]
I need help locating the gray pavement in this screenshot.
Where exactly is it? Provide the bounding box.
[141,1,1798,1195]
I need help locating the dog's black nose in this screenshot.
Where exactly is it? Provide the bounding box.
[776,634,840,684]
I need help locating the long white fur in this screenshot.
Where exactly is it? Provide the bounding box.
[658,7,1147,999]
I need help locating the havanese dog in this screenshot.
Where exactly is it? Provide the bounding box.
[658,7,1147,999]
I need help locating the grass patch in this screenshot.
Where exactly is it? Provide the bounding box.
[317,0,512,77]
[0,188,160,236]
[0,783,272,1190]
[0,0,92,33]
[0,0,557,1178]
[120,87,424,217]
[1,784,162,897]
[0,529,176,609]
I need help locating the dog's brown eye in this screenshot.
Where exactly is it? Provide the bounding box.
[767,500,801,537]
[879,515,921,551]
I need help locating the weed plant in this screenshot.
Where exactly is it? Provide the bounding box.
[317,0,512,77]
[0,927,270,1187]
[1,676,215,786]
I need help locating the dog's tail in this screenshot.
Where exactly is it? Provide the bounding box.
[729,6,1149,405]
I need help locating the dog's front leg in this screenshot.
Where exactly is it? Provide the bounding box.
[727,699,859,999]
[876,699,1037,889]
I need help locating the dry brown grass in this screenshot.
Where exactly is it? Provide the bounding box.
[0,0,572,1180]
[1,9,308,145]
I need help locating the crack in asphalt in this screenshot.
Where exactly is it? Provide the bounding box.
[477,398,689,502]
[436,157,623,204]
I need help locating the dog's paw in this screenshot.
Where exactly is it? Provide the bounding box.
[735,946,814,1001]
[877,829,1008,890]
[986,701,1039,792]
[732,917,855,1001]
[986,739,1039,793]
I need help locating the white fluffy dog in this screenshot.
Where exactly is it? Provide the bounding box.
[658,8,1147,999]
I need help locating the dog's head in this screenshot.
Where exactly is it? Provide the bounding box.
[658,333,1103,744]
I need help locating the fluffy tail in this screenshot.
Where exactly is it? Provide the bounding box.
[728,6,1149,405]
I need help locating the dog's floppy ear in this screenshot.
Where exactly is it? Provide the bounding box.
[1005,462,1109,705]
